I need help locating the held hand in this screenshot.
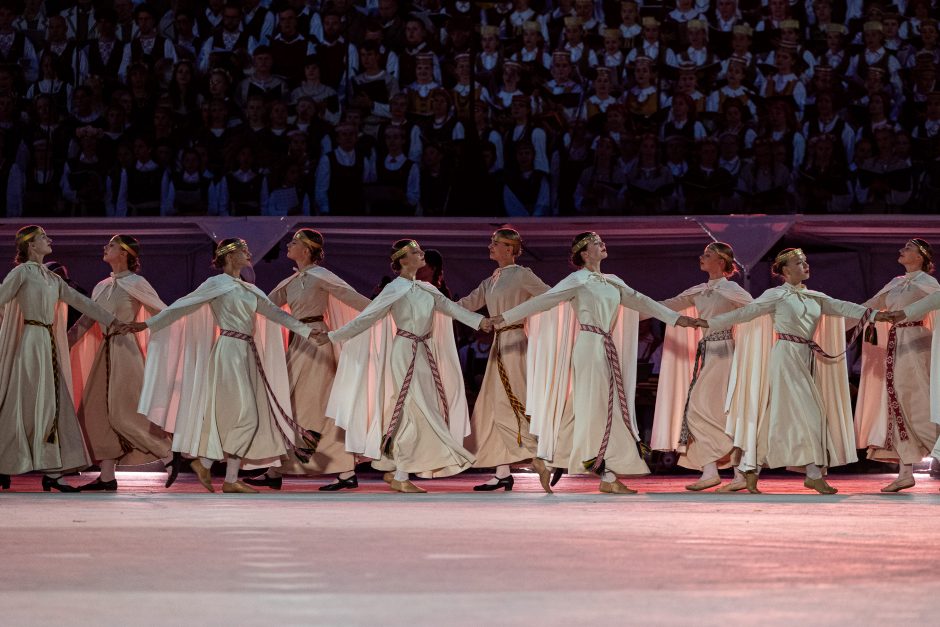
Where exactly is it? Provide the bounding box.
[479,318,494,333]
[311,330,331,345]
[878,310,907,324]
[123,321,148,334]
[490,314,506,328]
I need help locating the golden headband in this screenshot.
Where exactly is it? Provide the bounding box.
[215,239,247,258]
[111,236,138,258]
[910,239,932,261]
[16,228,44,245]
[774,248,804,265]
[571,232,598,254]
[706,243,734,264]
[391,240,419,261]
[293,230,322,250]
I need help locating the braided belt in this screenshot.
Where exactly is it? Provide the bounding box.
[776,307,875,360]
[383,329,450,455]
[579,324,640,473]
[24,319,60,444]
[678,329,733,446]
[218,329,321,461]
[298,315,324,324]
[883,320,924,448]
[494,323,529,446]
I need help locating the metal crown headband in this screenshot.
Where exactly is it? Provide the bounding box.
[774,248,804,265]
[910,239,932,261]
[571,232,598,254]
[391,240,418,261]
[16,228,44,245]
[111,236,138,257]
[294,230,322,249]
[215,239,247,258]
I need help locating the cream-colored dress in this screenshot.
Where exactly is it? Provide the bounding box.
[710,284,869,468]
[502,272,680,476]
[269,269,370,475]
[146,282,312,461]
[660,278,748,469]
[329,280,481,476]
[71,272,172,465]
[0,262,115,475]
[457,265,549,467]
[859,272,940,463]
[903,290,940,460]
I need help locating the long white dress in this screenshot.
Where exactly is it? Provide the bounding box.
[901,290,940,459]
[139,274,313,465]
[328,277,483,477]
[709,283,870,470]
[652,278,753,470]
[268,266,370,475]
[457,265,550,467]
[855,271,940,464]
[0,262,115,475]
[501,269,681,476]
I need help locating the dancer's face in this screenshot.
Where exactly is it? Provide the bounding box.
[699,246,725,275]
[226,246,252,271]
[782,253,810,282]
[488,237,517,265]
[581,236,607,264]
[30,231,53,256]
[398,245,426,272]
[898,241,925,268]
[286,237,314,265]
[102,238,127,265]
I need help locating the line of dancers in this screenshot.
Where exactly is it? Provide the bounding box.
[0,225,937,496]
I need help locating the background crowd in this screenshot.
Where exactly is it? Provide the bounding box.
[2,0,940,216]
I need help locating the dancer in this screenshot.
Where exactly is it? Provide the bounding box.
[245,229,370,491]
[651,243,753,492]
[456,228,553,492]
[133,238,319,494]
[317,239,485,494]
[69,235,175,491]
[490,232,703,494]
[0,226,121,492]
[705,248,887,494]
[855,239,940,492]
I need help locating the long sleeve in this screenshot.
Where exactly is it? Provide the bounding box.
[315,154,330,214]
[146,300,206,334]
[659,292,696,312]
[521,267,550,297]
[618,284,681,325]
[456,279,488,312]
[328,295,394,343]
[59,282,115,328]
[68,313,97,345]
[321,279,371,311]
[268,283,288,307]
[432,290,484,329]
[862,290,888,310]
[502,283,578,325]
[819,295,871,320]
[903,291,940,321]
[256,295,311,337]
[0,266,26,307]
[708,289,780,331]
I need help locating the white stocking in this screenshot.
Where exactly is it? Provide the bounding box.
[225,457,241,483]
[393,470,409,482]
[700,461,718,481]
[267,468,282,478]
[601,470,617,482]
[805,463,822,480]
[98,459,117,482]
[898,463,914,480]
[199,457,213,469]
[495,464,511,479]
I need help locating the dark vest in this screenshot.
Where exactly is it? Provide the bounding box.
[66,157,107,215]
[372,158,414,214]
[506,170,546,213]
[270,37,309,86]
[316,39,348,89]
[327,151,365,214]
[130,35,168,70]
[243,7,271,42]
[172,172,211,215]
[86,39,126,78]
[225,171,264,216]
[126,166,165,216]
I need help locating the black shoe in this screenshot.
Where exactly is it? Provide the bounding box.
[550,468,564,487]
[243,473,282,490]
[319,475,359,491]
[164,452,183,489]
[80,478,118,492]
[0,474,9,490]
[473,475,514,491]
[42,476,80,493]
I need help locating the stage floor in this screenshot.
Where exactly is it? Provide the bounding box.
[2,472,939,626]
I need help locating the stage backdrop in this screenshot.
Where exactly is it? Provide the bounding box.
[2,216,939,306]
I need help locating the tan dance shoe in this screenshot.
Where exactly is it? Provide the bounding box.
[531,457,553,494]
[880,477,915,493]
[685,476,721,491]
[222,481,259,494]
[744,471,762,494]
[189,459,215,493]
[382,472,394,484]
[715,480,747,493]
[599,479,637,494]
[803,477,838,494]
[390,479,427,493]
